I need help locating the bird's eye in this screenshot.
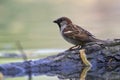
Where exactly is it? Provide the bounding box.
[59,19,63,22]
[62,18,65,21]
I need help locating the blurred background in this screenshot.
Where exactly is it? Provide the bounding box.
[0,0,120,80]
[0,0,120,50]
[0,0,120,58]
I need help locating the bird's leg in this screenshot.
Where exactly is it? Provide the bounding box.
[79,49,92,67]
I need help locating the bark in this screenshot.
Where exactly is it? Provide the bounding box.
[0,39,120,80]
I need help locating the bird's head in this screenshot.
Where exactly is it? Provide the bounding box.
[53,17,72,28]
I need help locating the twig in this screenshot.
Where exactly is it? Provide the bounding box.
[16,40,32,80]
[16,40,27,61]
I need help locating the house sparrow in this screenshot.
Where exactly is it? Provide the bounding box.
[53,17,104,66]
[53,17,102,49]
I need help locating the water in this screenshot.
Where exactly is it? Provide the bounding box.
[0,66,120,80]
[0,49,65,58]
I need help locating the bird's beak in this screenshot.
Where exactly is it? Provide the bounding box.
[53,20,58,23]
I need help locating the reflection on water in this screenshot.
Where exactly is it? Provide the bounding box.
[0,63,120,80]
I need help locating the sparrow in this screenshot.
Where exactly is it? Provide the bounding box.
[53,17,102,49]
[53,17,103,66]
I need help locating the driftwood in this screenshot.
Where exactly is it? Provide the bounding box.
[0,39,120,80]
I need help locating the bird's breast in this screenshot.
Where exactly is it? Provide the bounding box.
[61,33,83,45]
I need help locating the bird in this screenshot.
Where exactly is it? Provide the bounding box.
[53,17,103,66]
[53,17,102,49]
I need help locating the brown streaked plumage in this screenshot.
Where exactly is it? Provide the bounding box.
[53,17,102,48]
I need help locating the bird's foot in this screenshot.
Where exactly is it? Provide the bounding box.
[79,49,92,67]
[68,45,81,51]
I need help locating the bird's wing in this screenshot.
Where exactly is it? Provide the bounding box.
[76,25,94,36]
[63,24,94,41]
